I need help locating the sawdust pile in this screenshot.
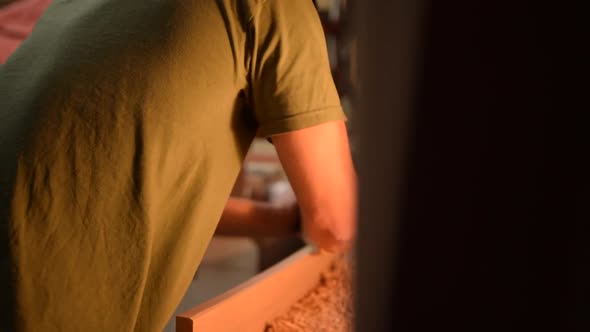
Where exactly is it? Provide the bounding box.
[265,255,353,332]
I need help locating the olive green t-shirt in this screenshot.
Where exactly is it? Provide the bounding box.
[0,0,344,331]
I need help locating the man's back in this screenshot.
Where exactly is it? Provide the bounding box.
[1,1,258,330]
[0,0,343,330]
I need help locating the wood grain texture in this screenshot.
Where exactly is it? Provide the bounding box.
[176,246,335,332]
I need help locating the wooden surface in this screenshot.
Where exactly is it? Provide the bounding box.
[176,246,335,332]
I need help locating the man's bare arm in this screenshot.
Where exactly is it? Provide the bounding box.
[271,120,357,252]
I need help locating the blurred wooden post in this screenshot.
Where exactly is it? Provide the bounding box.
[355,0,424,331]
[355,1,585,331]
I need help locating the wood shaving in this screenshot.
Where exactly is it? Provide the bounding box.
[265,255,353,332]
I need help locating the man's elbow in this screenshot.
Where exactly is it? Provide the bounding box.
[302,207,357,252]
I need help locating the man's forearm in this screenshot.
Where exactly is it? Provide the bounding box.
[215,197,298,237]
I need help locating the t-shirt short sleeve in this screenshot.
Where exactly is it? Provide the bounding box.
[247,0,346,137]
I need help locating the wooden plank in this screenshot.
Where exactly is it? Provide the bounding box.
[176,246,335,332]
